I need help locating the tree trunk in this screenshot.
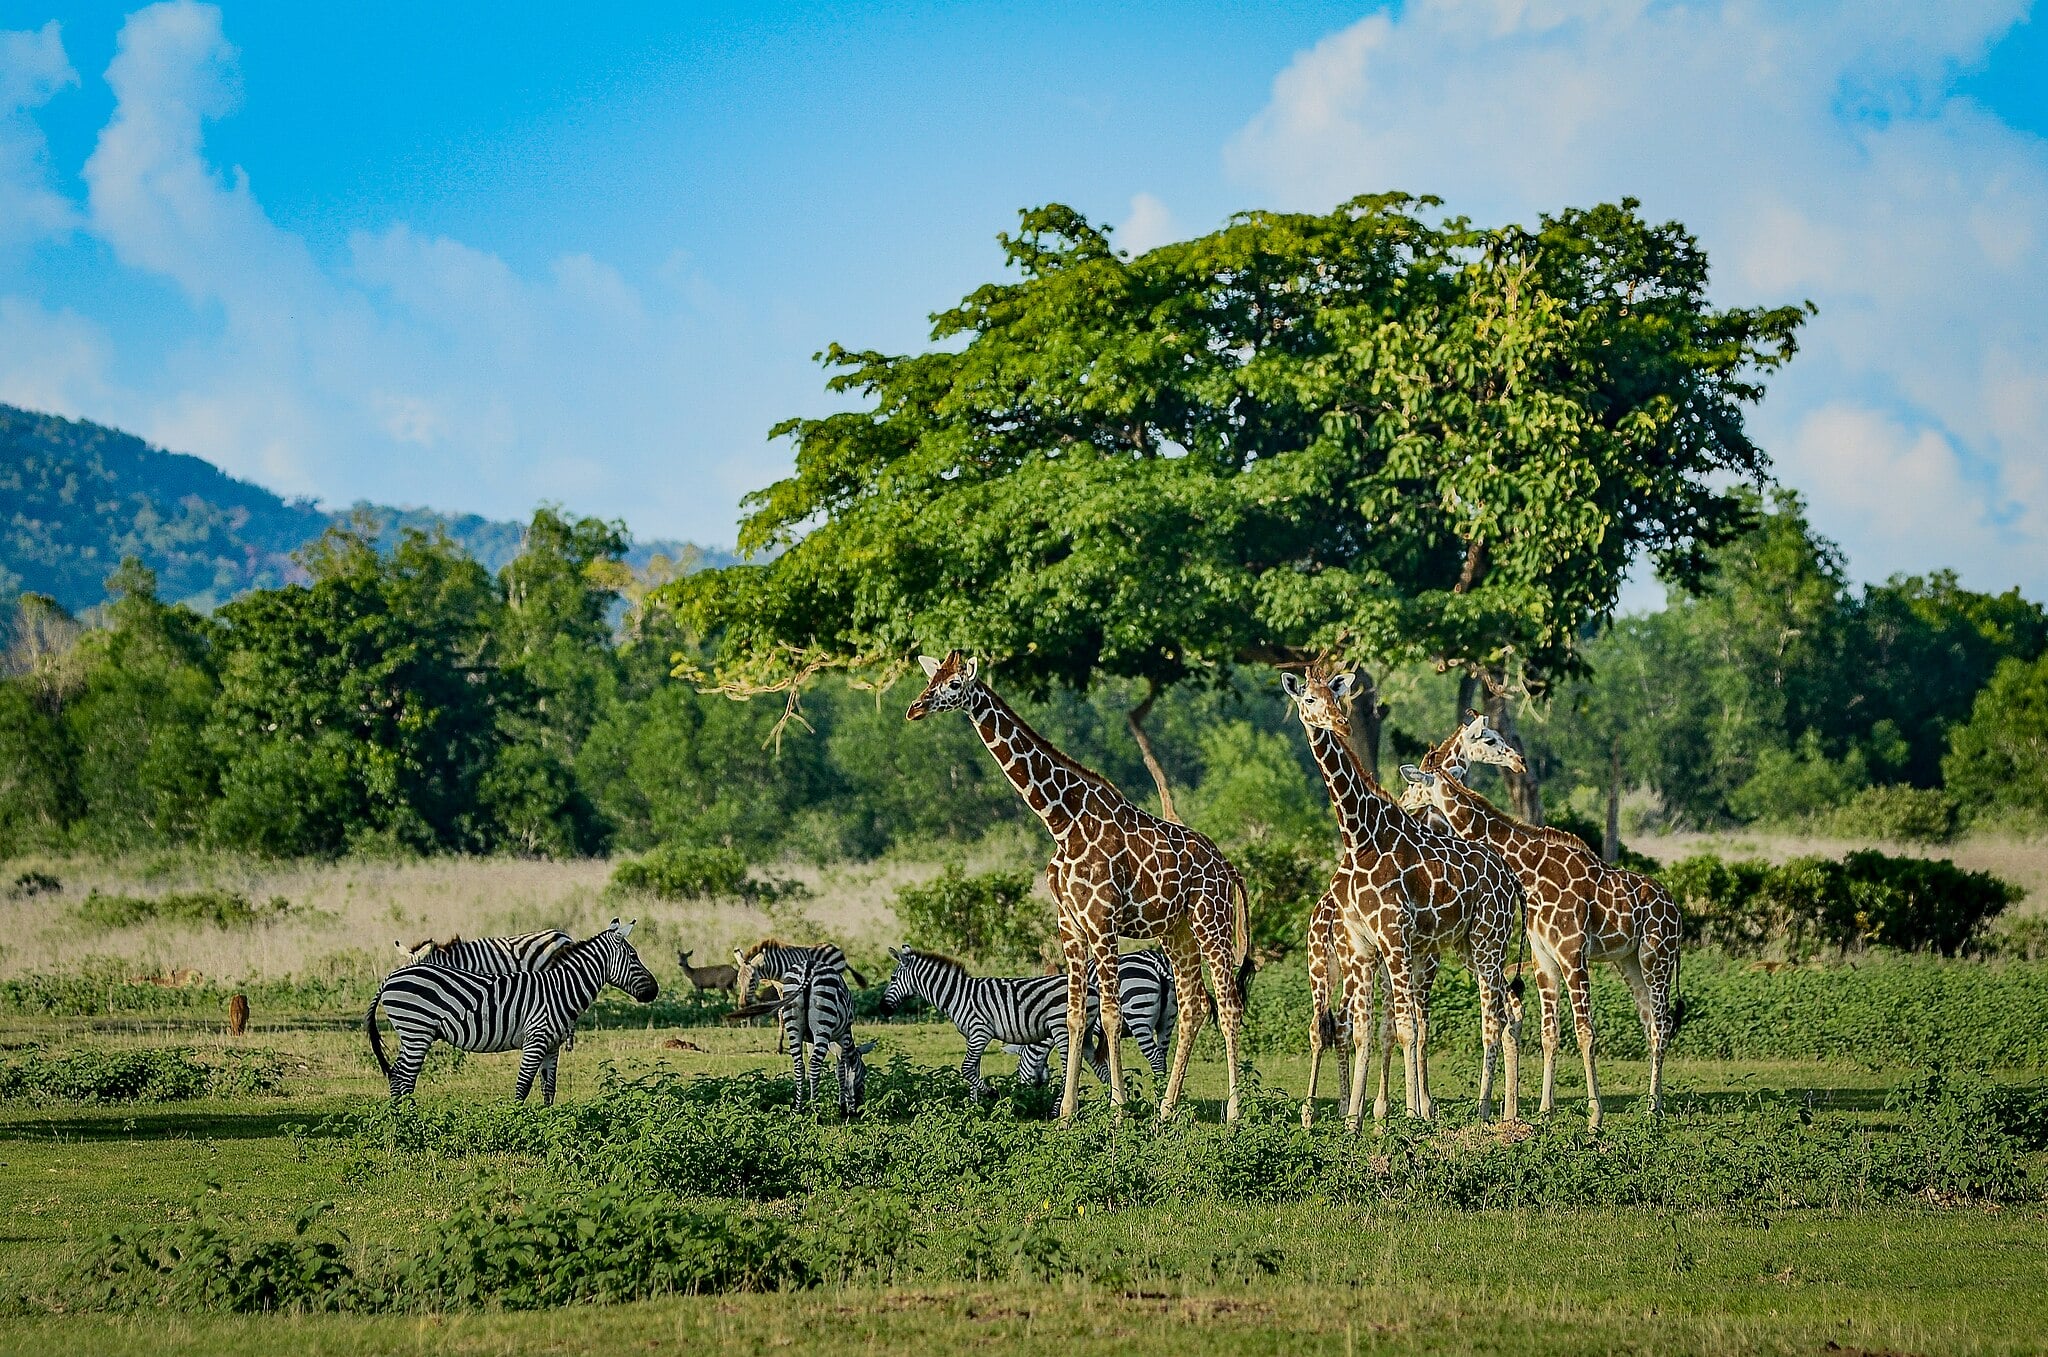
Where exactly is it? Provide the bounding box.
[1603,738,1622,864]
[1484,686,1544,824]
[1455,673,1481,726]
[1127,685,1181,824]
[1341,669,1387,785]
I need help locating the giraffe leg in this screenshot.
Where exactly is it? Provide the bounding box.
[1529,938,1564,1117]
[1343,949,1378,1132]
[1472,960,1500,1124]
[1616,952,1661,1118]
[1375,943,1424,1123]
[1189,895,1247,1123]
[1409,952,1438,1121]
[1631,945,1679,1117]
[1374,963,1395,1122]
[1056,904,1090,1122]
[1562,944,1601,1130]
[1158,918,1207,1121]
[1089,934,1127,1115]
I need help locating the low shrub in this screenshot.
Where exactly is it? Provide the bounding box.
[1824,785,1962,844]
[1234,835,1330,959]
[7,869,60,899]
[0,962,375,1018]
[609,845,807,904]
[1542,808,1659,873]
[74,887,297,930]
[0,1046,287,1102]
[1660,850,2020,956]
[326,1060,2038,1216]
[891,865,1050,970]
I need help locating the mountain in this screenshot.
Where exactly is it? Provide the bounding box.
[0,404,732,614]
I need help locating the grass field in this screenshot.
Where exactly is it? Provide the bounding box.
[2,849,2045,1354]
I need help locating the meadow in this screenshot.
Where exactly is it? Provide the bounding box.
[1,846,2045,1356]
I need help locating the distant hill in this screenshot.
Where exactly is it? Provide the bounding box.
[0,404,731,614]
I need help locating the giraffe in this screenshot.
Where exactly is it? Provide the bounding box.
[1301,709,1535,1127]
[1397,733,1684,1125]
[1280,669,1523,1127]
[907,651,1253,1122]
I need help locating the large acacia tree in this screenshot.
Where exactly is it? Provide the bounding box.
[666,194,1806,819]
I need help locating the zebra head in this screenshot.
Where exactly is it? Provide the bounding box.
[905,651,979,721]
[601,918,660,1002]
[880,946,921,1015]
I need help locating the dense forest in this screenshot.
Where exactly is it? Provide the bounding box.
[2,493,2042,870]
[0,404,725,614]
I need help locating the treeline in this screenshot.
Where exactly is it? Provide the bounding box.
[2,496,2044,865]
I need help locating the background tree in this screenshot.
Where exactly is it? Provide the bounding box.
[665,196,1807,821]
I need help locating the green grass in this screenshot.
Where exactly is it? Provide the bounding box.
[0,1019,2044,1355]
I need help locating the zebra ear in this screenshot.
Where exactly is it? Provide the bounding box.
[887,946,902,960]
[854,1039,878,1054]
[918,655,942,678]
[615,918,636,939]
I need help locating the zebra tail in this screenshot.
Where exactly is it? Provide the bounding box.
[845,961,871,989]
[365,996,391,1080]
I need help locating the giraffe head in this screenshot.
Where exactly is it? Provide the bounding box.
[1395,761,1448,818]
[906,650,980,720]
[1279,668,1356,741]
[1450,709,1525,775]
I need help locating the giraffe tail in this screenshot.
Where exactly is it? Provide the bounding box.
[1316,1007,1339,1051]
[1230,868,1251,969]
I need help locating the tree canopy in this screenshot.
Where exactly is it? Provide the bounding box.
[665,195,1808,803]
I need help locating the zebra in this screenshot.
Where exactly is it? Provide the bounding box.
[366,918,659,1104]
[880,946,1108,1098]
[733,937,869,1005]
[1005,948,1179,1086]
[397,928,581,1050]
[777,950,877,1116]
[396,929,574,973]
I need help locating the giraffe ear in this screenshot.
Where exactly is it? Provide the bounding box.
[1280,672,1302,698]
[918,655,942,678]
[963,656,979,681]
[1399,763,1428,785]
[1329,673,1357,700]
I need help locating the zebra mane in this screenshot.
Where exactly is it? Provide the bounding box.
[748,936,792,955]
[406,934,460,952]
[908,948,971,975]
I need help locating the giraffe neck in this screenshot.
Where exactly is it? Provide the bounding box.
[1303,723,1406,857]
[1438,778,1527,854]
[1426,730,1469,782]
[964,683,1111,841]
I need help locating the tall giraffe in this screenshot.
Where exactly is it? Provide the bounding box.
[1281,669,1522,1126]
[907,652,1252,1122]
[1301,710,1534,1127]
[1398,737,1683,1124]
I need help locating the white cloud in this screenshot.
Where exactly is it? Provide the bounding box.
[1228,0,2048,598]
[0,297,111,415]
[0,21,78,249]
[1116,192,1181,256]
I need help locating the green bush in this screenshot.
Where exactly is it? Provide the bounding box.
[1659,850,2020,956]
[6,869,60,899]
[1824,785,1961,843]
[0,1047,286,1102]
[1541,807,1658,872]
[890,865,1051,969]
[0,962,375,1018]
[609,844,806,903]
[1234,835,1329,959]
[73,887,296,930]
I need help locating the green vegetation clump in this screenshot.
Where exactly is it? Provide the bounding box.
[1823,785,1963,843]
[73,887,296,930]
[1661,851,2020,957]
[6,869,60,898]
[0,1046,286,1103]
[608,844,805,903]
[890,866,1049,969]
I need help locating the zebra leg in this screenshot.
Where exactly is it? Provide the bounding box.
[789,1030,809,1110]
[809,1040,828,1111]
[960,1031,994,1099]
[540,1048,560,1107]
[392,1037,432,1099]
[515,1044,546,1102]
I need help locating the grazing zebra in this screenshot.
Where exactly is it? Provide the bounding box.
[367,918,659,1104]
[881,946,1108,1098]
[733,937,869,1004]
[397,929,575,973]
[1007,950,1179,1086]
[778,951,877,1115]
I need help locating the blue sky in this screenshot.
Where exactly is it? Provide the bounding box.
[3,2,2045,603]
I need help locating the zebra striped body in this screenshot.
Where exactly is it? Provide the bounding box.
[734,939,868,1004]
[882,946,1108,1098]
[399,929,574,974]
[368,919,658,1104]
[1010,949,1178,1087]
[778,952,875,1115]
